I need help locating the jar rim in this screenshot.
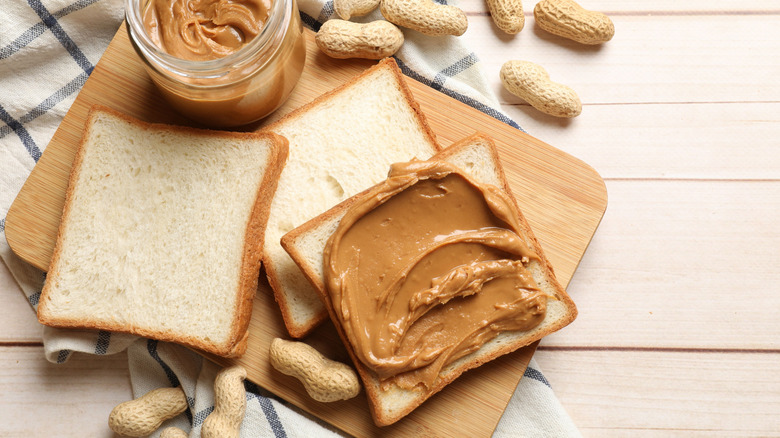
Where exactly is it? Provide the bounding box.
[125,0,292,76]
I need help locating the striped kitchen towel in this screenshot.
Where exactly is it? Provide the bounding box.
[0,0,580,436]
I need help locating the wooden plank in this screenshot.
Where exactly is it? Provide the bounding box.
[494,103,780,180]
[3,24,606,438]
[534,348,780,437]
[464,15,780,104]
[0,347,131,438]
[541,179,780,349]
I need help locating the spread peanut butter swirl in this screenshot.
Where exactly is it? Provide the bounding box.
[143,0,272,61]
[324,160,554,390]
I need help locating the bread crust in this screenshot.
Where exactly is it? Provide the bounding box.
[37,105,289,358]
[262,58,441,338]
[261,252,330,339]
[281,133,576,425]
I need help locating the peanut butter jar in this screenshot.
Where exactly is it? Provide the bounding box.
[125,0,306,128]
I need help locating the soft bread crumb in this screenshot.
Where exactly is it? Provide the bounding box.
[37,107,288,358]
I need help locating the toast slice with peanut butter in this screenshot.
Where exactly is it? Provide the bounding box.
[281,133,577,426]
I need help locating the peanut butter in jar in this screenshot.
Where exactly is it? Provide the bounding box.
[125,0,306,128]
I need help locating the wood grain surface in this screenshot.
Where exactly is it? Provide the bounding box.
[3,0,780,437]
[3,25,606,437]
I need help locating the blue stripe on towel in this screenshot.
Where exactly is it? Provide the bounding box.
[246,380,288,438]
[393,57,524,131]
[317,0,335,24]
[29,273,48,307]
[28,290,41,307]
[0,72,90,142]
[1,1,102,161]
[95,330,111,354]
[56,0,102,17]
[0,24,47,60]
[0,104,41,162]
[29,273,46,307]
[26,0,95,75]
[147,339,181,387]
[299,11,321,32]
[25,71,91,124]
[523,366,552,388]
[0,0,100,60]
[434,52,479,87]
[192,406,214,426]
[431,53,479,90]
[146,339,194,422]
[56,349,72,363]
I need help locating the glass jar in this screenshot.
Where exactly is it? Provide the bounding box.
[125,0,306,128]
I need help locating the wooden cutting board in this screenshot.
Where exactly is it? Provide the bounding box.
[5,24,607,437]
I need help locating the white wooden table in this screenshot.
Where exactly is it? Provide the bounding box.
[2,0,779,436]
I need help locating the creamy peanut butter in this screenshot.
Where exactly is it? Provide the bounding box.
[324,160,553,390]
[143,0,272,61]
[130,0,307,127]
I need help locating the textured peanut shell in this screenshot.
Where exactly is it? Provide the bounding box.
[160,427,189,438]
[486,0,525,34]
[500,60,582,118]
[316,20,404,60]
[269,338,360,402]
[334,0,381,19]
[380,0,468,36]
[202,366,247,438]
[533,0,614,44]
[108,387,188,437]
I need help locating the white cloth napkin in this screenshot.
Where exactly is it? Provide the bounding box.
[0,0,581,436]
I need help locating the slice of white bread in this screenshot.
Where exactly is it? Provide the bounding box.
[281,133,577,426]
[261,58,440,337]
[37,106,289,358]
